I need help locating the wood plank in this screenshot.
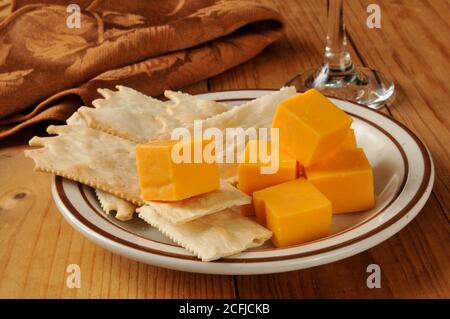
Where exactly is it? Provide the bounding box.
[0,81,236,298]
[208,0,449,298]
[344,0,450,217]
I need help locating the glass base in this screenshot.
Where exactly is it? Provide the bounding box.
[286,66,395,109]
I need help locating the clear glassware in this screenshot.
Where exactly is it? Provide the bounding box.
[286,0,395,109]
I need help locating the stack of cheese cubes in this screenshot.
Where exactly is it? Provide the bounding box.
[238,89,375,247]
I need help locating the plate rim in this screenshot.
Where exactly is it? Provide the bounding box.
[58,108,410,259]
[51,89,434,274]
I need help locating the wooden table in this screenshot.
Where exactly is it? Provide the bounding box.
[0,0,449,298]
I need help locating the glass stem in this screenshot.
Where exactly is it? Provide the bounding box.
[324,0,354,73]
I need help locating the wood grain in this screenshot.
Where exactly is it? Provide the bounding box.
[344,0,450,219]
[208,0,450,298]
[0,0,449,298]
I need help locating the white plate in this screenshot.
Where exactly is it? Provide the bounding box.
[52,90,434,275]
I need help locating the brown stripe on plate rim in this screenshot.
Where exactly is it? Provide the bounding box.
[78,108,409,251]
[78,183,181,248]
[54,93,432,263]
[55,176,199,260]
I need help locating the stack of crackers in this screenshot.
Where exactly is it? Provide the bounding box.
[25,86,296,261]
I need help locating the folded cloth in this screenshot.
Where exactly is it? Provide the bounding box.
[0,0,284,139]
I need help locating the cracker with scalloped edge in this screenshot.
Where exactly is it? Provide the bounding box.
[78,86,229,143]
[24,124,249,217]
[66,111,87,126]
[24,125,144,205]
[194,86,297,132]
[142,181,250,224]
[95,189,137,221]
[137,207,272,261]
[183,87,297,179]
[66,109,139,220]
[163,90,230,124]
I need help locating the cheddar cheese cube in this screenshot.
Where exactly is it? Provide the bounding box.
[253,178,332,247]
[238,140,297,216]
[297,162,305,177]
[341,128,357,149]
[305,148,374,213]
[272,89,352,166]
[136,139,219,201]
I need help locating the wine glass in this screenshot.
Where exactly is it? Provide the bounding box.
[286,0,395,109]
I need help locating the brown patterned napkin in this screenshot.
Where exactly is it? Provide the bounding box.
[0,0,283,139]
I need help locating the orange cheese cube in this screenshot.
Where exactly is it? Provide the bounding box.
[272,89,352,167]
[297,162,305,177]
[253,178,332,247]
[341,128,357,149]
[238,140,297,194]
[305,148,374,213]
[136,139,219,201]
[238,140,297,215]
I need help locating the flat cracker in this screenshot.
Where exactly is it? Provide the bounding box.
[66,109,140,220]
[95,189,137,221]
[195,87,297,132]
[142,181,250,224]
[192,87,297,179]
[137,207,272,261]
[25,125,144,205]
[66,111,87,126]
[163,90,230,124]
[79,86,229,143]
